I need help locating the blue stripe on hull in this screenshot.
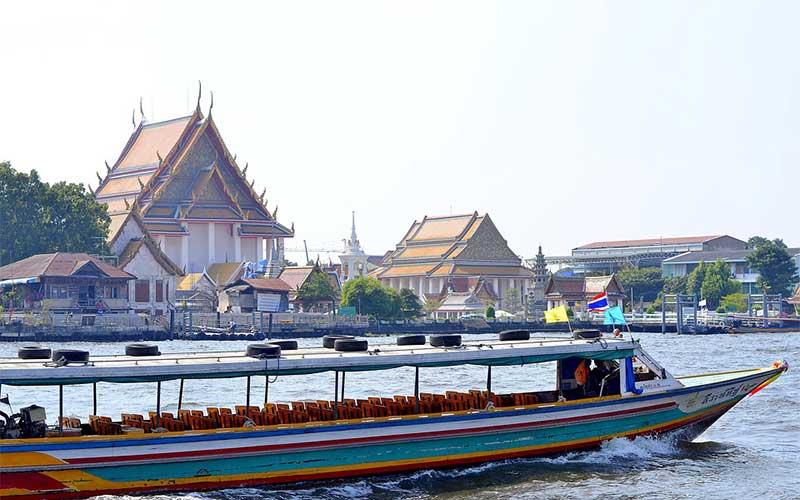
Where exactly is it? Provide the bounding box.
[86,401,709,484]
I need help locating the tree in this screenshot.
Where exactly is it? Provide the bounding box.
[398,288,422,319]
[747,236,771,249]
[504,288,522,313]
[616,267,664,302]
[485,305,495,319]
[296,271,337,311]
[685,262,707,298]
[340,276,401,319]
[698,260,741,309]
[663,275,687,294]
[746,238,799,296]
[720,293,748,313]
[0,162,110,265]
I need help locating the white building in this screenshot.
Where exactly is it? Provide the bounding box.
[339,212,369,283]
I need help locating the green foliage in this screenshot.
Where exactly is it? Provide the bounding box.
[485,305,495,319]
[645,304,657,314]
[340,276,401,319]
[746,238,799,296]
[616,267,664,302]
[662,276,687,295]
[720,293,748,313]
[399,288,422,319]
[566,307,574,318]
[686,262,707,298]
[296,271,337,306]
[697,260,741,309]
[716,306,726,313]
[0,162,110,265]
[747,236,771,249]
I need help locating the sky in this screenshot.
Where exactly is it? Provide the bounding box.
[1,1,798,260]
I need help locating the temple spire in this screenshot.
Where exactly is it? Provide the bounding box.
[350,211,358,248]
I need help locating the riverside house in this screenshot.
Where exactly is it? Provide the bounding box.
[0,253,134,313]
[544,275,625,314]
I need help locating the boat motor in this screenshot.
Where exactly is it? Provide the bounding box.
[0,404,47,439]
[20,405,48,438]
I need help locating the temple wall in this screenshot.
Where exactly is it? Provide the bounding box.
[214,223,236,263]
[241,238,258,262]
[187,223,209,272]
[164,237,182,271]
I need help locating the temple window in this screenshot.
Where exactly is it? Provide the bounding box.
[135,280,150,302]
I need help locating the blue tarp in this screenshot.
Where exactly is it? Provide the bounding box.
[625,357,643,394]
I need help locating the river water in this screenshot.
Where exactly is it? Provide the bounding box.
[1,332,798,500]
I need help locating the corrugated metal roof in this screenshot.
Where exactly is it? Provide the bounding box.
[575,235,723,250]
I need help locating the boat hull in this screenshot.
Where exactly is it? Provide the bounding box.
[0,366,782,500]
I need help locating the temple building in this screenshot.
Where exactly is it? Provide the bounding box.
[95,98,293,307]
[371,212,533,312]
[339,212,369,283]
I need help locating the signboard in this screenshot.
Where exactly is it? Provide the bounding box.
[339,306,357,317]
[257,293,282,312]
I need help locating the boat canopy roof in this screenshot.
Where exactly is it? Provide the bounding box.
[0,337,637,386]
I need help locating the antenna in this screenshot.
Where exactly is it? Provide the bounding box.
[303,240,310,264]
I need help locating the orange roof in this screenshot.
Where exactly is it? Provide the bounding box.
[116,116,193,170]
[409,214,476,242]
[108,213,132,242]
[429,264,454,276]
[96,173,155,199]
[575,235,724,250]
[378,264,437,278]
[395,244,453,259]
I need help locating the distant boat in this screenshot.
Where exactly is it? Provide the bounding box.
[0,336,788,499]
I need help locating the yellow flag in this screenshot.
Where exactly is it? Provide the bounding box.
[544,305,569,324]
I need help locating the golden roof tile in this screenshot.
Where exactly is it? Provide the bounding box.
[117,117,193,170]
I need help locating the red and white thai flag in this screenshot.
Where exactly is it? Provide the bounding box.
[587,292,609,312]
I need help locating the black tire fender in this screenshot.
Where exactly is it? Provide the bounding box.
[499,330,530,341]
[18,346,52,360]
[125,343,160,356]
[322,335,354,349]
[333,339,369,352]
[429,334,462,347]
[397,334,426,346]
[246,344,282,358]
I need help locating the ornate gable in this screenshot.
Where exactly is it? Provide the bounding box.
[454,216,520,262]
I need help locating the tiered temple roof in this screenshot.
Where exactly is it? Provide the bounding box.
[371,212,532,280]
[95,106,292,245]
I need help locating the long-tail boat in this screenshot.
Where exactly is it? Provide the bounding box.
[0,333,788,499]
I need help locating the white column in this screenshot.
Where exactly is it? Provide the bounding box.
[149,278,156,312]
[208,223,216,264]
[180,235,189,272]
[257,237,264,262]
[234,223,241,261]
